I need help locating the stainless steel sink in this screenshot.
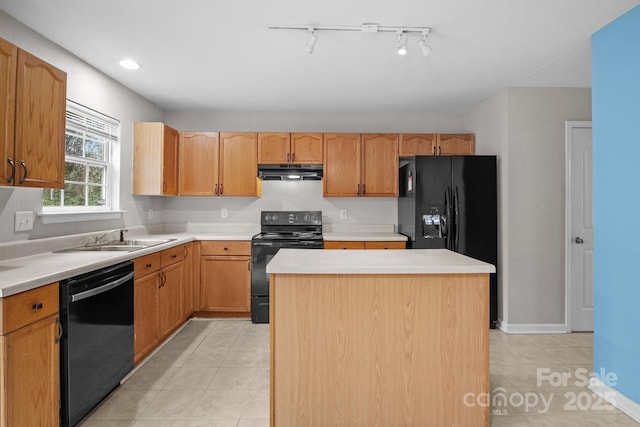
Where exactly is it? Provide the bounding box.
[55,238,177,253]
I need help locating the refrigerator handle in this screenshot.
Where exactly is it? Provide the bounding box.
[444,186,451,249]
[454,186,460,252]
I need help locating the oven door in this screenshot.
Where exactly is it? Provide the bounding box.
[251,240,322,323]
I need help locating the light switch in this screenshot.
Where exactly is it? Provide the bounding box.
[15,211,34,232]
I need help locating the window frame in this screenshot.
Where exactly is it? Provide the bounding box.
[40,101,122,220]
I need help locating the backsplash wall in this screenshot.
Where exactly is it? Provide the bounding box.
[161,181,397,226]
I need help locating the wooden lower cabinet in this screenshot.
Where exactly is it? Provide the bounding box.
[133,245,187,365]
[182,242,195,321]
[199,240,251,314]
[324,241,406,250]
[0,283,60,427]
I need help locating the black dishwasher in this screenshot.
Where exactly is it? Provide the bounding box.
[59,261,134,427]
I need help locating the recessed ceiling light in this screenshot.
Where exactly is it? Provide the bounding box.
[119,58,140,70]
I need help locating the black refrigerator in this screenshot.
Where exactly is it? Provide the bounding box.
[398,155,498,328]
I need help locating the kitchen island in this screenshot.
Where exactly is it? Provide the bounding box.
[267,248,495,427]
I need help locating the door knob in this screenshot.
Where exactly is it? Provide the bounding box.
[575,237,584,244]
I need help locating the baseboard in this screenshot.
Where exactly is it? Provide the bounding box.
[590,378,640,422]
[497,321,567,334]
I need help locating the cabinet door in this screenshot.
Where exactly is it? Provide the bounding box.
[219,132,258,196]
[179,131,218,195]
[399,134,436,157]
[1,314,59,426]
[182,243,194,321]
[200,256,251,312]
[437,134,475,155]
[14,49,66,189]
[134,273,159,365]
[162,125,179,195]
[158,262,183,340]
[0,38,16,187]
[258,132,290,164]
[323,133,361,197]
[361,133,398,197]
[291,133,323,164]
[324,241,365,250]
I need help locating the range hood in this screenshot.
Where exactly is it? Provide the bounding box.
[258,164,323,180]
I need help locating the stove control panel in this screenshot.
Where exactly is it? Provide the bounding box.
[261,211,322,226]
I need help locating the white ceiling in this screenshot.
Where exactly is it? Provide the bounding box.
[1,0,638,113]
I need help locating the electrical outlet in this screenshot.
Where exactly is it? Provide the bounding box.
[340,209,348,220]
[15,211,34,232]
[148,208,154,220]
[221,208,228,219]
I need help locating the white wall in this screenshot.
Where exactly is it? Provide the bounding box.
[464,87,591,328]
[0,12,164,242]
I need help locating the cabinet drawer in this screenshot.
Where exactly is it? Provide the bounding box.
[200,240,251,256]
[161,245,185,267]
[134,252,162,277]
[364,241,406,250]
[1,283,59,334]
[324,241,365,250]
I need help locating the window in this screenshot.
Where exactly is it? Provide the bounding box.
[42,101,120,212]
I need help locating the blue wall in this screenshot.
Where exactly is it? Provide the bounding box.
[592,5,640,404]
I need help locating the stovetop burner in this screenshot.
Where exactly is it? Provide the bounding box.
[253,231,323,241]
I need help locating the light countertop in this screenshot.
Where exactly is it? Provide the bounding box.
[0,226,409,297]
[266,248,495,275]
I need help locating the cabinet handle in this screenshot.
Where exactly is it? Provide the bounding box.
[214,183,218,195]
[7,159,15,183]
[438,146,442,156]
[55,318,63,344]
[247,260,250,271]
[146,263,152,268]
[19,160,27,184]
[171,254,177,259]
[223,247,228,251]
[291,152,295,162]
[163,181,167,192]
[32,302,43,311]
[362,184,365,196]
[219,184,223,195]
[357,184,361,196]
[287,153,290,163]
[159,271,166,288]
[184,247,188,258]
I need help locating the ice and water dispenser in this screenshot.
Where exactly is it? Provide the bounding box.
[422,207,444,239]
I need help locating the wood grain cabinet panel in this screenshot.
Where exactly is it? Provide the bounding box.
[0,283,60,427]
[290,133,323,164]
[324,241,365,250]
[1,38,66,189]
[219,132,259,196]
[399,133,437,156]
[323,133,397,197]
[436,133,475,155]
[200,256,251,312]
[133,122,179,195]
[179,131,219,196]
[258,132,290,164]
[157,261,183,339]
[324,241,406,250]
[133,272,159,365]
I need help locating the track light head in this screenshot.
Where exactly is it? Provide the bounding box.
[396,31,408,55]
[305,28,317,54]
[417,31,432,57]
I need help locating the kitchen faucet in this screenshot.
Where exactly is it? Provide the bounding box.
[88,228,129,246]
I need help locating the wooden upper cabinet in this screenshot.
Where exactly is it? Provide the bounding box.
[258,132,323,164]
[291,133,323,164]
[133,122,179,195]
[219,132,258,196]
[361,133,398,197]
[323,133,361,197]
[399,133,475,157]
[0,38,17,187]
[399,134,437,157]
[258,132,290,164]
[437,134,475,155]
[179,131,219,196]
[5,46,66,189]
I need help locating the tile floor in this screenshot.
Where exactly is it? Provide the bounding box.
[80,319,639,427]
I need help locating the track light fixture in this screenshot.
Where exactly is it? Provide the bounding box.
[396,31,408,55]
[305,27,317,54]
[417,30,432,57]
[268,23,433,57]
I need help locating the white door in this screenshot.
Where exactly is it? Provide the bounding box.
[567,122,594,332]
